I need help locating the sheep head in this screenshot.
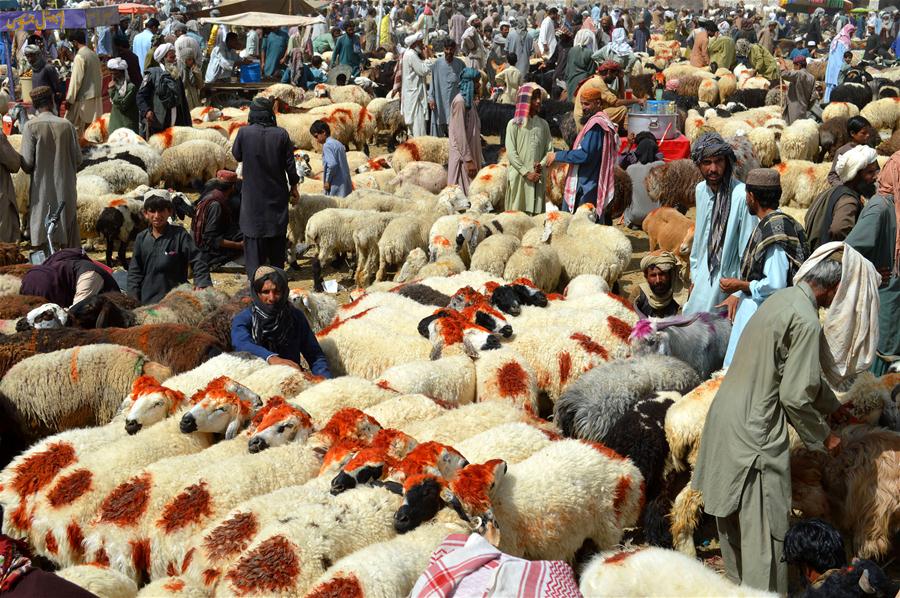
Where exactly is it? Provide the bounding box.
[122,375,186,436]
[390,441,470,533]
[310,407,383,458]
[330,428,418,495]
[294,152,312,182]
[436,185,470,213]
[442,459,508,544]
[313,83,330,98]
[247,396,314,453]
[540,210,568,243]
[455,217,487,255]
[628,319,664,354]
[181,376,262,439]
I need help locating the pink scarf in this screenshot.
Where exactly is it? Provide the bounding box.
[831,24,855,51]
[562,111,619,215]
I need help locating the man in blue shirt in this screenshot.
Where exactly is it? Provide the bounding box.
[310,120,352,197]
[132,17,159,72]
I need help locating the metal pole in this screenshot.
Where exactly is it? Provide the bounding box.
[4,31,15,102]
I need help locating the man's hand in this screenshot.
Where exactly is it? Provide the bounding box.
[824,432,841,455]
[525,171,541,183]
[428,98,436,110]
[719,277,748,294]
[465,159,478,178]
[545,151,556,166]
[145,110,155,123]
[268,355,303,370]
[715,294,740,321]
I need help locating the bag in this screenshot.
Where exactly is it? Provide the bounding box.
[155,71,181,111]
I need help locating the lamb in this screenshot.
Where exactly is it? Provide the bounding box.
[147,126,228,153]
[474,348,539,413]
[287,288,338,334]
[304,207,393,288]
[292,376,399,425]
[629,312,732,379]
[778,118,820,162]
[79,160,149,194]
[313,82,372,105]
[553,355,701,444]
[157,140,238,189]
[277,112,348,150]
[468,234,520,277]
[81,142,162,186]
[579,547,777,597]
[640,204,695,261]
[468,163,509,210]
[367,97,405,150]
[773,160,832,208]
[91,196,147,267]
[540,208,632,286]
[746,126,778,167]
[502,241,562,293]
[134,286,230,327]
[413,236,466,279]
[375,356,476,407]
[55,565,139,598]
[395,247,428,282]
[84,114,111,143]
[391,161,448,195]
[391,136,450,172]
[363,393,449,429]
[644,159,703,211]
[822,101,860,121]
[860,97,900,131]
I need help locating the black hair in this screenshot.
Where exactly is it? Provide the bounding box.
[143,194,174,213]
[783,519,847,577]
[548,7,558,15]
[311,55,323,67]
[506,52,517,64]
[843,50,853,59]
[309,120,331,137]
[847,115,871,135]
[200,178,235,199]
[146,17,160,29]
[68,29,86,45]
[225,31,239,44]
[746,185,781,209]
[709,61,718,72]
[30,87,54,111]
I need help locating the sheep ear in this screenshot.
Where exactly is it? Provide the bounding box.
[858,569,874,594]
[540,225,552,243]
[225,418,242,440]
[429,340,444,361]
[467,228,481,254]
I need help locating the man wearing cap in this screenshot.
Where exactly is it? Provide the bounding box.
[401,32,432,137]
[718,168,809,365]
[24,44,63,113]
[19,86,81,252]
[788,36,809,60]
[332,21,365,76]
[461,13,487,69]
[64,30,102,135]
[133,17,160,73]
[108,58,139,134]
[663,10,676,41]
[428,39,465,137]
[572,61,644,128]
[779,55,815,125]
[683,133,758,315]
[708,21,736,70]
[631,251,681,318]
[174,21,200,67]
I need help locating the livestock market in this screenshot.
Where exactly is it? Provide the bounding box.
[0,0,898,595]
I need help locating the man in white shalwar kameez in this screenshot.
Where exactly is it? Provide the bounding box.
[401,32,432,138]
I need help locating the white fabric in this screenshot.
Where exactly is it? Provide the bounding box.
[607,27,631,56]
[26,303,68,329]
[537,15,556,58]
[405,31,424,46]
[793,242,882,386]
[835,144,877,183]
[664,10,674,18]
[401,48,431,137]
[106,57,127,71]
[573,28,595,52]
[468,13,478,24]
[153,42,175,62]
[718,20,730,35]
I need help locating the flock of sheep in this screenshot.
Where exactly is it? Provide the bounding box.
[0,36,899,597]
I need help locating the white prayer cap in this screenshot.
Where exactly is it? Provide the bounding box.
[405,31,424,45]
[718,21,729,34]
[107,57,128,71]
[467,13,478,24]
[153,42,175,62]
[499,20,510,28]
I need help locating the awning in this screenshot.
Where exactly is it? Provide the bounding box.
[0,7,120,31]
[199,11,326,28]
[192,0,326,18]
[117,3,158,14]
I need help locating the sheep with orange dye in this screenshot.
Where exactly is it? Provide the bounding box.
[375,356,476,407]
[391,136,450,173]
[56,564,139,598]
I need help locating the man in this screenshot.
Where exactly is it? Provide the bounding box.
[133,17,159,73]
[758,19,777,53]
[108,57,139,134]
[173,21,200,66]
[242,27,261,60]
[332,21,365,76]
[20,247,120,308]
[231,97,300,279]
[137,44,191,137]
[486,20,509,85]
[205,31,241,83]
[663,10,676,41]
[313,26,340,55]
[447,68,482,194]
[709,20,736,70]
[192,170,243,270]
[64,30,103,135]
[780,55,815,124]
[682,133,758,315]
[847,150,900,375]
[719,168,809,366]
[788,36,809,60]
[805,144,879,249]
[693,249,850,594]
[505,16,531,78]
[401,32,431,138]
[261,27,290,79]
[19,86,81,253]
[631,250,681,317]
[115,34,142,86]
[460,13,486,69]
[363,12,378,52]
[128,192,212,305]
[310,120,352,197]
[826,116,874,186]
[536,7,558,63]
[546,87,618,218]
[689,20,710,67]
[573,61,644,128]
[428,39,465,137]
[0,126,20,244]
[449,8,467,45]
[504,84,552,215]
[24,44,63,112]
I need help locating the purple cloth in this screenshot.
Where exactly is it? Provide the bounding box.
[20,248,119,307]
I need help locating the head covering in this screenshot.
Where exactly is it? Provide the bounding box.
[831,23,855,51]
[249,266,296,354]
[173,22,187,33]
[793,242,881,386]
[792,54,807,65]
[836,144,877,184]
[807,40,816,47]
[717,20,729,34]
[186,19,199,32]
[29,85,52,107]
[664,10,674,18]
[735,37,750,57]
[468,13,478,23]
[153,42,175,62]
[248,96,276,127]
[607,27,631,56]
[598,59,622,73]
[512,83,546,126]
[458,67,479,109]
[691,132,737,275]
[107,57,127,71]
[635,135,660,165]
[22,44,41,56]
[405,31,424,46]
[580,85,605,103]
[217,169,238,182]
[745,167,780,189]
[640,250,678,272]
[638,251,678,312]
[573,28,595,51]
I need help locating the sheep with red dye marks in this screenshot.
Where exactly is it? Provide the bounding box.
[157,140,238,189]
[391,136,450,172]
[375,356,476,407]
[474,348,539,414]
[773,160,832,208]
[292,376,399,425]
[313,83,372,106]
[400,401,553,446]
[147,127,228,153]
[363,394,449,429]
[456,422,556,466]
[468,163,510,210]
[133,285,230,327]
[56,564,139,598]
[309,101,377,151]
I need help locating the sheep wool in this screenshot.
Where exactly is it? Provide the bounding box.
[469,234,521,277]
[362,393,448,429]
[468,163,509,210]
[474,348,539,414]
[147,126,229,153]
[821,101,860,121]
[136,575,207,597]
[79,160,150,195]
[456,421,556,465]
[860,97,900,131]
[391,161,448,195]
[502,242,562,293]
[0,272,21,296]
[391,136,450,173]
[56,565,139,598]
[746,126,778,167]
[664,373,726,472]
[778,118,820,162]
[375,356,476,406]
[134,285,231,327]
[157,140,238,189]
[564,274,610,297]
[773,160,831,208]
[292,376,398,425]
[309,101,377,151]
[401,401,545,445]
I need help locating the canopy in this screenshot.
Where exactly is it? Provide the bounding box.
[199,11,326,28]
[0,7,120,31]
[193,0,325,18]
[117,3,157,14]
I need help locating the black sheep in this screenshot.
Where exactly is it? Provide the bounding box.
[726,88,769,109]
[68,293,136,329]
[394,283,452,307]
[477,101,515,142]
[830,81,873,110]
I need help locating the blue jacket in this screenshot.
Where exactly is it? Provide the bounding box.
[231,307,333,378]
[555,126,603,212]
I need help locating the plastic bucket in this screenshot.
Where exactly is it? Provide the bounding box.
[240,63,261,83]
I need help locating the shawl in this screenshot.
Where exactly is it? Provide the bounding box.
[638,250,679,312]
[740,211,809,283]
[692,132,736,275]
[512,82,545,126]
[0,535,33,592]
[607,27,631,56]
[876,150,900,276]
[191,188,231,246]
[573,27,595,52]
[562,110,619,215]
[635,135,660,164]
[793,242,881,386]
[458,67,479,109]
[250,266,296,353]
[248,96,276,126]
[831,24,855,51]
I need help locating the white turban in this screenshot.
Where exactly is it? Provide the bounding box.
[107,57,127,71]
[718,20,729,34]
[468,13,478,24]
[405,31,424,46]
[23,44,41,56]
[836,144,878,183]
[664,10,674,18]
[153,43,175,62]
[499,20,510,28]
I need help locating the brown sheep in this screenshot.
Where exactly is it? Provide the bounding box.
[196,297,252,350]
[790,425,900,560]
[0,263,32,278]
[0,243,25,268]
[0,295,47,319]
[676,76,704,98]
[608,166,633,220]
[877,129,900,156]
[645,159,703,211]
[642,207,695,263]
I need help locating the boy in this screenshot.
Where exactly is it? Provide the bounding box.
[837,50,852,85]
[127,192,212,304]
[306,55,328,89]
[310,120,352,197]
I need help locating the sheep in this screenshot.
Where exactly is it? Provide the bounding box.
[134,286,230,327]
[161,353,267,396]
[443,439,645,561]
[644,159,703,211]
[84,114,112,143]
[401,401,548,445]
[790,424,900,560]
[629,312,732,379]
[474,348,539,414]
[76,173,112,197]
[467,234,519,277]
[746,126,778,167]
[778,118,820,162]
[540,209,632,286]
[56,565,139,598]
[773,160,832,208]
[502,241,562,293]
[79,160,150,195]
[564,273,610,297]
[81,143,162,186]
[395,247,429,282]
[304,207,392,287]
[391,161,448,195]
[413,236,466,279]
[717,72,737,102]
[391,136,450,172]
[468,163,509,210]
[579,547,778,597]
[309,102,377,151]
[254,82,305,107]
[822,101,860,121]
[147,126,229,153]
[135,576,207,597]
[455,422,556,465]
[0,344,172,450]
[90,196,147,267]
[287,288,338,334]
[831,82,873,111]
[0,272,21,296]
[367,97,405,149]
[697,78,719,105]
[313,82,371,105]
[292,376,399,425]
[363,393,448,429]
[860,97,900,131]
[277,112,340,150]
[664,374,725,473]
[375,356,476,406]
[157,140,239,189]
[553,355,700,444]
[641,207,694,268]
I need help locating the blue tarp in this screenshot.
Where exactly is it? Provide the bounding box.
[0,7,120,31]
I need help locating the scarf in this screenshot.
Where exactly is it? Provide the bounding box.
[248,96,276,126]
[191,188,231,247]
[740,211,809,283]
[0,535,34,592]
[573,27,595,52]
[250,266,295,353]
[691,132,736,275]
[876,150,900,276]
[607,27,631,56]
[635,135,660,164]
[639,281,674,311]
[562,110,619,215]
[637,251,678,312]
[459,67,479,108]
[831,23,855,51]
[512,82,544,126]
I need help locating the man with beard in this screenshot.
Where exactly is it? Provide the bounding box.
[536,7,559,65]
[401,32,432,138]
[572,61,644,128]
[460,13,486,69]
[631,250,681,317]
[428,39,464,137]
[805,144,880,250]
[718,168,809,366]
[136,43,190,137]
[683,132,758,315]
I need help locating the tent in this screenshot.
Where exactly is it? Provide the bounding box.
[199,11,325,28]
[117,3,158,14]
[192,0,326,18]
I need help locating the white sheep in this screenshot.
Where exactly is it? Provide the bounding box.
[363,393,448,429]
[147,126,228,153]
[860,97,900,131]
[468,163,509,210]
[309,101,377,151]
[391,161,448,195]
[822,101,860,121]
[157,140,239,189]
[135,575,207,597]
[84,114,111,143]
[400,401,547,445]
[56,564,139,598]
[277,112,331,150]
[773,160,831,208]
[466,233,519,277]
[0,272,21,296]
[540,208,632,285]
[352,169,399,192]
[564,274,610,297]
[503,241,562,293]
[375,355,476,406]
[76,174,112,198]
[778,118,820,162]
[161,353,268,398]
[391,136,450,172]
[106,127,149,146]
[254,82,306,107]
[746,126,778,167]
[473,348,539,413]
[313,82,372,105]
[456,421,556,465]
[79,160,149,194]
[395,247,429,282]
[291,375,398,425]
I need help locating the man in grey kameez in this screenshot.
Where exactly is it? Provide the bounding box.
[693,258,845,594]
[780,55,816,124]
[428,39,465,137]
[505,17,532,78]
[0,128,21,243]
[19,86,81,252]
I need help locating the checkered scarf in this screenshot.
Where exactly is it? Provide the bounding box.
[512,83,546,126]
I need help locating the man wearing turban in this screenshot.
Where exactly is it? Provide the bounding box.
[708,20,736,70]
[631,250,681,317]
[136,42,190,137]
[572,61,644,126]
[682,133,758,315]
